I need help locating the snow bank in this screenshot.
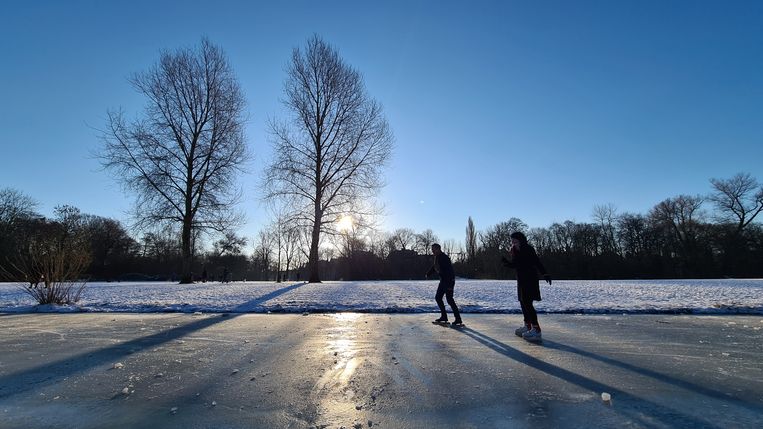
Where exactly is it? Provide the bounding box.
[1,279,762,315]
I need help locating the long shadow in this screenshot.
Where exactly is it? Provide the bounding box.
[454,327,727,429]
[233,281,307,312]
[0,313,242,399]
[0,282,310,399]
[542,339,763,413]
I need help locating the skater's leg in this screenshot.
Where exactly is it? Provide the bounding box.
[435,282,448,320]
[521,296,540,331]
[444,280,461,322]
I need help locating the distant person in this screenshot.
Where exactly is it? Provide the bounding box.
[426,243,463,327]
[222,266,230,283]
[502,232,551,342]
[201,266,208,283]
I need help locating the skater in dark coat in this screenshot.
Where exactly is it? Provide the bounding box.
[502,231,551,342]
[427,243,463,326]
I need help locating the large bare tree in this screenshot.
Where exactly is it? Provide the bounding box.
[99,38,248,283]
[264,35,393,282]
[709,173,763,233]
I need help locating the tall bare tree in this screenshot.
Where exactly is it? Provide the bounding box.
[592,203,619,255]
[99,38,248,283]
[264,35,393,282]
[709,173,763,233]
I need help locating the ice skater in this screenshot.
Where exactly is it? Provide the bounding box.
[502,232,551,342]
[427,243,463,327]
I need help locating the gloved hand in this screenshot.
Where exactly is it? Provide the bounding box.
[543,274,552,285]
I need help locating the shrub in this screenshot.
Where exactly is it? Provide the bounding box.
[1,206,91,305]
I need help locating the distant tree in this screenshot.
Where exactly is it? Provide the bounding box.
[251,230,274,280]
[528,227,553,255]
[549,221,575,253]
[99,38,249,283]
[709,173,763,233]
[83,215,136,279]
[592,203,619,255]
[264,35,393,282]
[141,225,177,261]
[0,188,40,267]
[649,195,707,275]
[213,232,248,257]
[480,218,528,252]
[366,230,390,259]
[414,229,439,255]
[442,239,458,259]
[0,188,38,224]
[617,213,650,258]
[465,216,477,262]
[387,228,416,251]
[650,195,704,250]
[267,208,303,282]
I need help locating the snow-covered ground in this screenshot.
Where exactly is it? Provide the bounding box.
[1,279,762,314]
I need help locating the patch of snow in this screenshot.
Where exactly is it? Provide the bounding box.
[1,279,762,315]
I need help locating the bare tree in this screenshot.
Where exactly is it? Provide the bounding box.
[99,38,248,283]
[415,229,439,255]
[442,239,457,258]
[251,230,274,280]
[264,35,393,282]
[709,173,763,233]
[268,208,302,282]
[480,218,528,251]
[387,228,416,251]
[592,203,619,255]
[213,231,248,257]
[0,188,39,224]
[0,188,41,267]
[650,195,704,250]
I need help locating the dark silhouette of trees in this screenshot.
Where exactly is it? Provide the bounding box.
[99,38,249,283]
[264,35,393,283]
[3,173,762,283]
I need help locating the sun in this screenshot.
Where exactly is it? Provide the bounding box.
[337,215,354,233]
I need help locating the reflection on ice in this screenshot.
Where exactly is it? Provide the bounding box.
[325,313,362,383]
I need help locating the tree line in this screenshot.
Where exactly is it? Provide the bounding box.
[2,172,761,282]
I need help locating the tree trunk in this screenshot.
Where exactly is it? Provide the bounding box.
[180,219,193,283]
[308,217,321,283]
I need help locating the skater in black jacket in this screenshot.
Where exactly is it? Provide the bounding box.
[427,243,463,326]
[502,232,551,342]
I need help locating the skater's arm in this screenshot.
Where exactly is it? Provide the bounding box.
[426,266,435,278]
[426,255,437,278]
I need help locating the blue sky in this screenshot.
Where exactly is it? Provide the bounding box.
[1,0,761,246]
